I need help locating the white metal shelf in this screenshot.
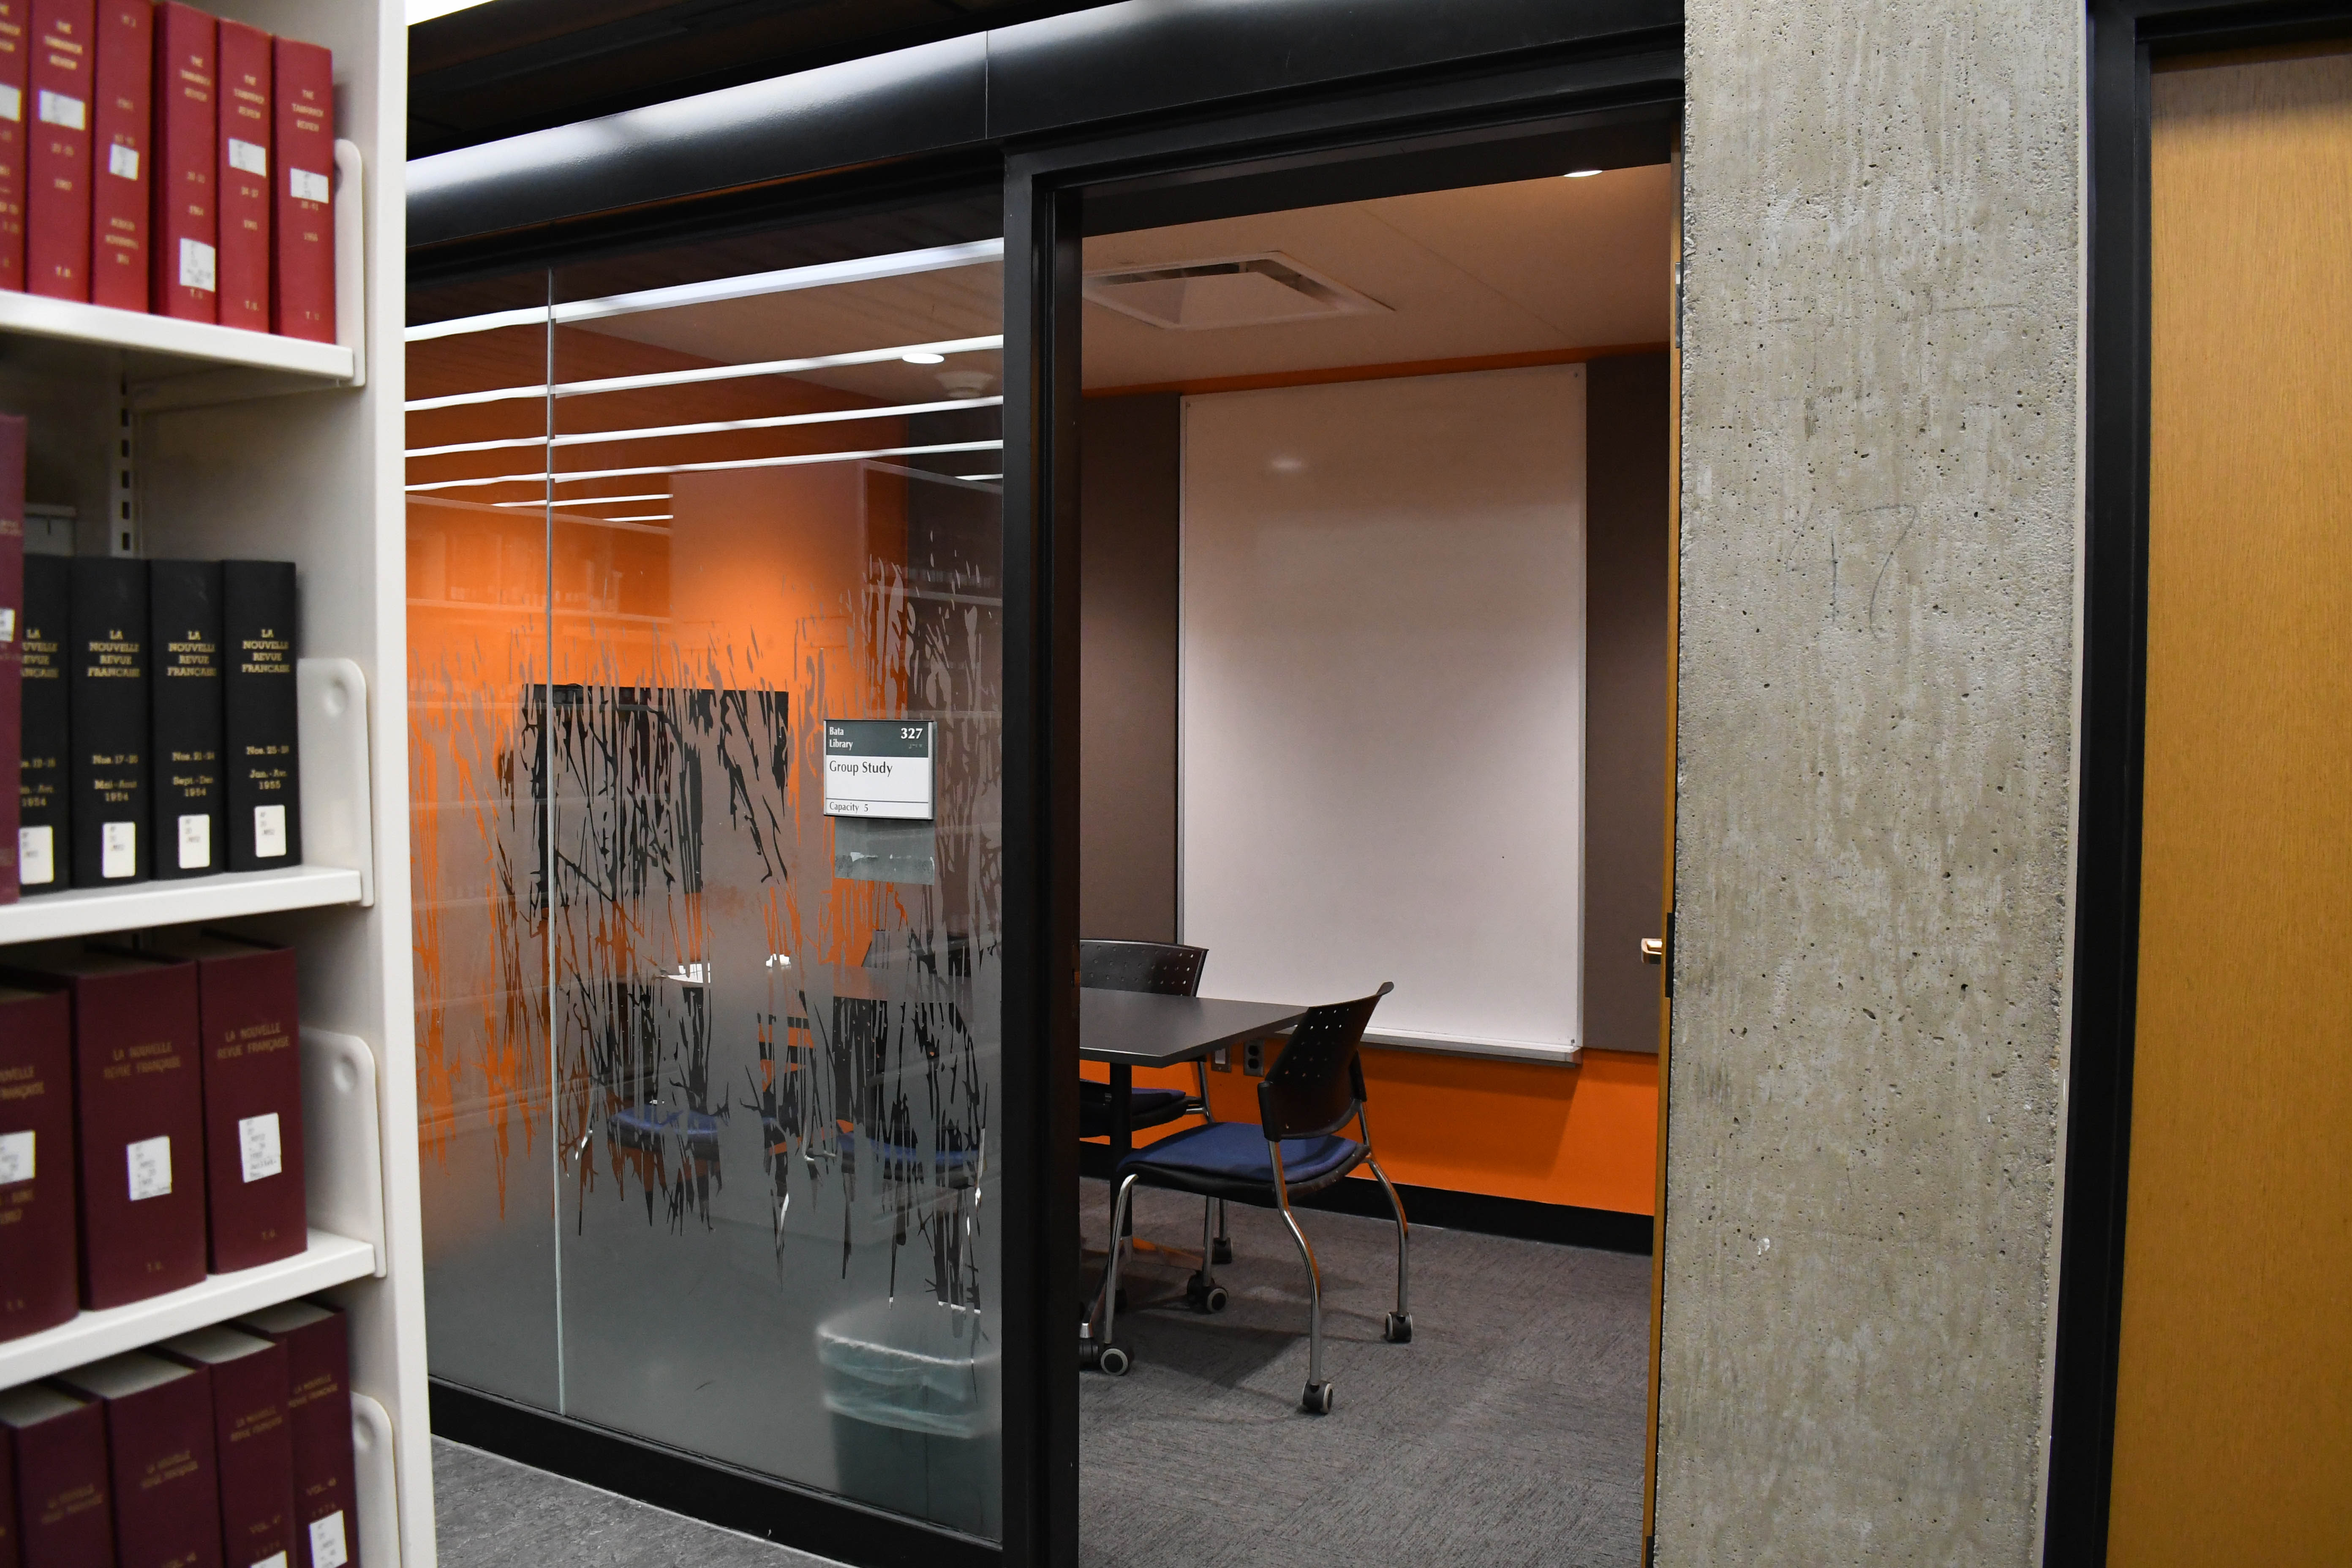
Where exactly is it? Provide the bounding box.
[0,865,364,945]
[0,290,353,389]
[0,1228,375,1390]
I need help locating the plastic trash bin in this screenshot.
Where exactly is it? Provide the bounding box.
[816,1297,1000,1536]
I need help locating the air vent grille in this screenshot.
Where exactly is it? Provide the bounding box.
[1082,252,1388,330]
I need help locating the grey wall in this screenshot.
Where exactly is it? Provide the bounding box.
[1583,352,1672,1056]
[1658,3,2082,1561]
[1078,393,1182,942]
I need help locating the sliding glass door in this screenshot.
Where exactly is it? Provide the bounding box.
[406,207,1009,1538]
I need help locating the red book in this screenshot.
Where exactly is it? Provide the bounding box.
[159,1329,295,1568]
[0,1384,110,1568]
[212,19,264,333]
[82,0,141,311]
[0,413,22,902]
[24,0,90,301]
[52,1353,222,1568]
[0,1398,12,1568]
[231,1303,351,1568]
[0,1,31,292]
[267,36,327,343]
[22,951,204,1308]
[0,985,74,1340]
[155,934,305,1272]
[149,1,211,323]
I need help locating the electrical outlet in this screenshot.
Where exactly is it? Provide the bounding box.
[1244,1040,1263,1075]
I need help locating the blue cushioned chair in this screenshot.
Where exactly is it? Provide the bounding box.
[1077,939,1212,1140]
[1094,982,1408,1413]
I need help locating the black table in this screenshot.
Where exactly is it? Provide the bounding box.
[1080,988,1307,1161]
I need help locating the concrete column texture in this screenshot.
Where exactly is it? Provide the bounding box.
[1660,2,2084,1561]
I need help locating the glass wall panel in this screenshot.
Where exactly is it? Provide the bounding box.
[407,209,1006,1539]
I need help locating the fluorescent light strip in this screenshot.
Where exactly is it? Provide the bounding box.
[405,396,1003,459]
[599,514,673,524]
[956,474,1004,482]
[405,240,1005,343]
[493,492,671,508]
[405,335,1004,413]
[404,439,1004,493]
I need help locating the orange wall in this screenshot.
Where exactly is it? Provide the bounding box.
[1089,1045,1657,1216]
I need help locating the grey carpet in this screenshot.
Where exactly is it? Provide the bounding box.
[1079,1179,1650,1568]
[433,1438,844,1568]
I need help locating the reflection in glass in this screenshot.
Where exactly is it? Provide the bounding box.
[407,226,1006,1537]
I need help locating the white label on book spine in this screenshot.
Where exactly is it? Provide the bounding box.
[252,1553,289,1568]
[179,237,217,294]
[36,90,83,131]
[126,1135,171,1201]
[101,820,136,879]
[178,812,211,869]
[227,137,266,176]
[0,1130,32,1185]
[238,1112,282,1183]
[107,142,137,180]
[254,803,287,858]
[0,86,20,123]
[308,1511,348,1568]
[289,167,329,204]
[0,608,14,642]
[18,825,52,885]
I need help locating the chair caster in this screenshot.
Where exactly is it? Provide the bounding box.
[1185,1274,1229,1314]
[1212,1238,1234,1264]
[1384,1312,1414,1344]
[1096,1344,1131,1377]
[1300,1380,1334,1415]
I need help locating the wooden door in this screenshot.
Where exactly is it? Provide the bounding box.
[2109,49,2352,1564]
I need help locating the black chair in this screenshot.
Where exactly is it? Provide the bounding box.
[1077,939,1211,1140]
[1095,982,1408,1413]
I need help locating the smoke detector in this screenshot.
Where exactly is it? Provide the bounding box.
[1083,252,1388,330]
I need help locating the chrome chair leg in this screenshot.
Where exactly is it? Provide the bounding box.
[1368,1154,1413,1343]
[1271,1154,1331,1413]
[1187,1194,1228,1313]
[1091,1174,1139,1376]
[1214,1198,1232,1264]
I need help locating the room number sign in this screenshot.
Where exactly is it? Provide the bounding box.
[822,719,936,819]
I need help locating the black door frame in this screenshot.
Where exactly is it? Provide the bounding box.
[2050,4,2352,1562]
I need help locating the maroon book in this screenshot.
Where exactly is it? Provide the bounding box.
[148,1,211,323]
[0,412,22,902]
[212,19,264,334]
[266,36,326,343]
[159,1329,294,1568]
[24,0,90,302]
[53,1353,221,1568]
[24,951,204,1308]
[0,1383,109,1568]
[0,0,30,292]
[0,1398,12,1568]
[230,1303,350,1568]
[0,985,73,1340]
[154,934,304,1273]
[82,0,142,312]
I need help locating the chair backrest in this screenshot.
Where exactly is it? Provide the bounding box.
[1079,939,1207,997]
[1256,982,1393,1141]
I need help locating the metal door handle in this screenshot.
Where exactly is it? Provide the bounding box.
[1640,938,1664,964]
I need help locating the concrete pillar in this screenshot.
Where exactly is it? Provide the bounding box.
[1660,2,2083,1560]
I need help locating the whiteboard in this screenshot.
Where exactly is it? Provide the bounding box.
[1179,366,1586,1052]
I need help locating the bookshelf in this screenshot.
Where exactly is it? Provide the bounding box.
[0,3,427,1566]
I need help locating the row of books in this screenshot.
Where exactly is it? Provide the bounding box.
[0,418,303,901]
[0,935,306,1339]
[0,1298,358,1568]
[0,0,335,336]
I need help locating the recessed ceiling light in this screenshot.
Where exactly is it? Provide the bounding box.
[1271,456,1307,474]
[903,351,946,365]
[1565,169,1603,178]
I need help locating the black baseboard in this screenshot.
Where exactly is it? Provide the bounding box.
[428,1380,999,1568]
[1077,1146,1654,1255]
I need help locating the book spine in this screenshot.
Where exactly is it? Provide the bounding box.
[254,1312,353,1568]
[97,1375,223,1568]
[0,988,73,1342]
[65,555,144,887]
[149,1,212,323]
[0,2,30,293]
[0,1414,13,1568]
[148,559,221,879]
[24,0,91,301]
[82,0,142,312]
[267,36,327,343]
[212,19,265,334]
[69,960,204,1307]
[221,561,296,871]
[6,1400,111,1566]
[196,1346,294,1568]
[198,944,303,1272]
[0,414,21,902]
[16,553,65,893]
